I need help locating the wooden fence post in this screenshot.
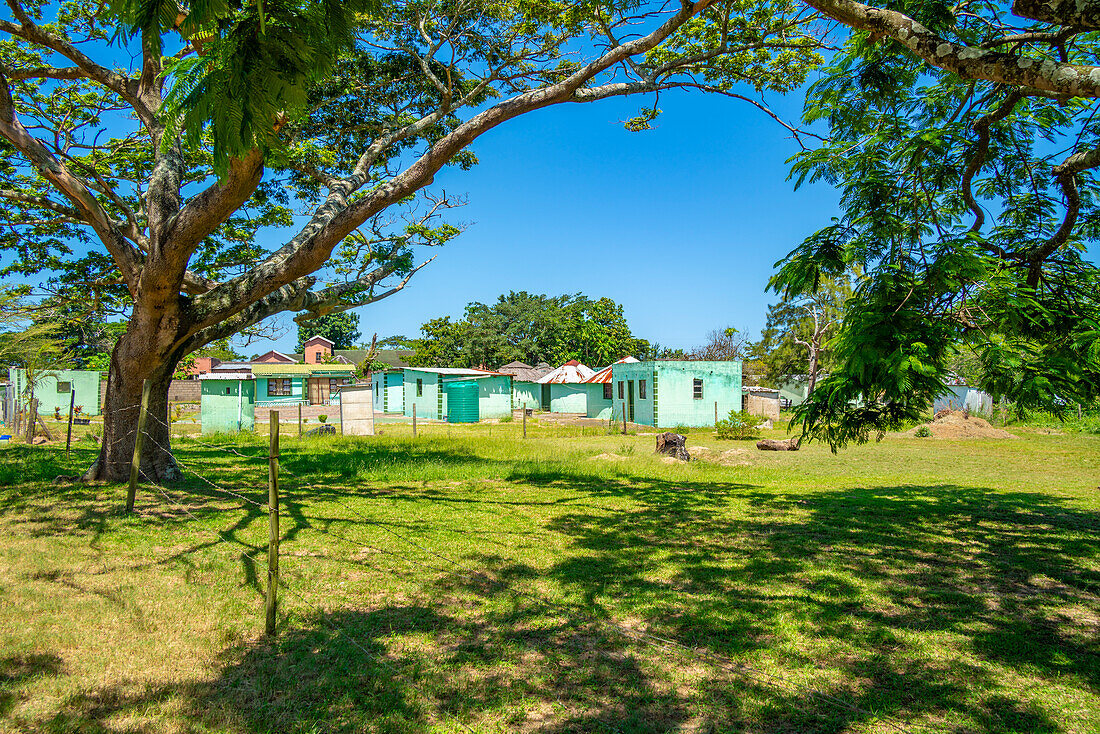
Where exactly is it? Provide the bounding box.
[12,400,19,438]
[621,401,627,435]
[412,404,417,437]
[65,389,75,461]
[266,411,280,637]
[298,403,303,437]
[522,403,527,439]
[26,398,37,442]
[126,379,151,514]
[715,401,718,426]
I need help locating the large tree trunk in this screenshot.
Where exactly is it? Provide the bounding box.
[87,317,185,483]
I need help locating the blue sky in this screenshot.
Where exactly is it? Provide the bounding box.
[256,88,841,356]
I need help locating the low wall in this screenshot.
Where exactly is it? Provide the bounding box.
[99,378,201,408]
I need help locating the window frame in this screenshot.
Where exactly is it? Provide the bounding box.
[603,383,613,400]
[693,378,703,400]
[56,381,71,393]
[267,378,292,397]
[618,381,624,400]
[416,378,423,397]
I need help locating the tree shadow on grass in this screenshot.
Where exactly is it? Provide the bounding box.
[495,481,1100,732]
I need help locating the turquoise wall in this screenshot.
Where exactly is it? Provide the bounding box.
[476,376,513,419]
[611,361,742,427]
[384,371,404,412]
[255,376,305,406]
[611,362,655,425]
[403,369,441,419]
[8,368,102,416]
[549,384,587,413]
[512,381,540,411]
[201,379,256,433]
[584,383,615,419]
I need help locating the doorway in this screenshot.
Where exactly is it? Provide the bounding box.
[627,380,635,423]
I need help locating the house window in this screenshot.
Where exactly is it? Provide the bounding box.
[603,383,612,400]
[693,378,703,400]
[417,378,423,397]
[57,381,71,393]
[639,380,647,399]
[618,381,624,400]
[267,378,292,396]
[225,387,232,395]
[329,377,353,392]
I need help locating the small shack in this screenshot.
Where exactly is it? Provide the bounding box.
[742,385,781,419]
[8,368,102,416]
[584,357,639,420]
[611,360,742,427]
[200,373,256,433]
[933,384,993,415]
[537,360,595,414]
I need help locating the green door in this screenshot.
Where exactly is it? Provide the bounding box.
[540,384,551,411]
[627,380,635,423]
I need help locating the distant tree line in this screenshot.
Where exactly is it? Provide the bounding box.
[407,292,651,369]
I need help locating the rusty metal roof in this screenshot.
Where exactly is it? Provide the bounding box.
[584,356,640,384]
[537,361,595,384]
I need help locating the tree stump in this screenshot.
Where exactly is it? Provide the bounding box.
[655,432,690,461]
[756,437,800,451]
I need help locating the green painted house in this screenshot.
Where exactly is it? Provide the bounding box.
[200,373,255,433]
[611,361,742,427]
[402,368,513,421]
[498,361,552,412]
[372,369,405,413]
[252,363,357,406]
[8,368,102,416]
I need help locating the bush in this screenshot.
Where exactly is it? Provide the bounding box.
[914,424,932,438]
[318,414,328,424]
[715,410,760,440]
[499,414,513,423]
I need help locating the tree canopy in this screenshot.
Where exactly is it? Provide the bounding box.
[776,0,1100,449]
[296,311,361,352]
[408,292,650,369]
[0,0,825,479]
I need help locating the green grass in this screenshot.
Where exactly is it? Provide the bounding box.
[1,421,1099,733]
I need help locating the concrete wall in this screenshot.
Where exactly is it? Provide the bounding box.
[256,376,305,406]
[779,379,810,408]
[384,371,404,413]
[339,385,375,435]
[612,361,742,427]
[201,379,256,433]
[403,369,441,420]
[585,383,615,419]
[744,392,780,419]
[9,368,102,416]
[167,380,201,403]
[549,384,587,413]
[512,381,541,412]
[477,375,513,419]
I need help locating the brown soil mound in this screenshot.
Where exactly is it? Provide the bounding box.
[691,445,754,466]
[905,411,1017,440]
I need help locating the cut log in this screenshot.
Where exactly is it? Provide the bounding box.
[756,437,800,451]
[655,432,690,461]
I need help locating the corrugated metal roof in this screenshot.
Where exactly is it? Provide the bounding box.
[584,356,640,384]
[537,361,595,384]
[404,367,506,377]
[199,372,254,380]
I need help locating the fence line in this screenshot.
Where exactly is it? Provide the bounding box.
[79,413,929,734]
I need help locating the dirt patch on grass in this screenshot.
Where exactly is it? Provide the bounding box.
[905,411,1018,440]
[589,453,630,462]
[690,445,754,466]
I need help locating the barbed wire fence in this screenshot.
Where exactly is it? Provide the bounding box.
[46,397,930,734]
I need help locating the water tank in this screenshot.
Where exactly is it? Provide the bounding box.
[445,380,479,423]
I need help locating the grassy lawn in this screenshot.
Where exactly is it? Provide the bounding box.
[1,420,1098,733]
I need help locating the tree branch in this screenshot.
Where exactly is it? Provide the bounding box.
[1013,0,1100,31]
[805,0,1100,97]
